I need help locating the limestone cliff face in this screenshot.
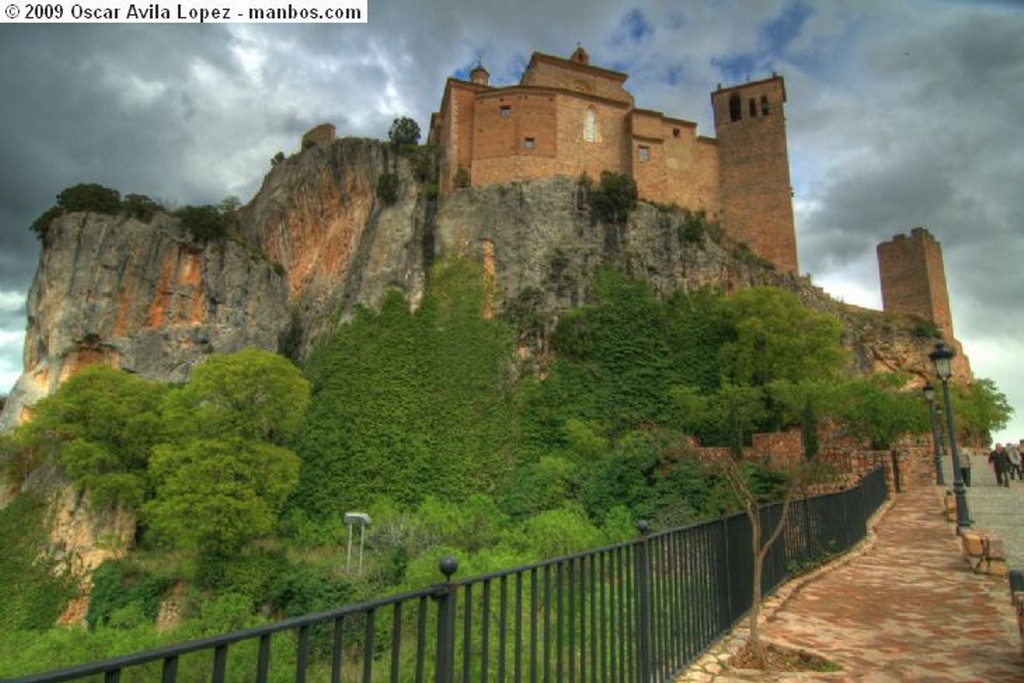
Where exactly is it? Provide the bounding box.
[241,137,428,356]
[0,211,289,431]
[434,176,800,312]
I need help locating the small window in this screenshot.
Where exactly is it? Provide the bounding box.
[584,108,596,143]
[524,137,535,149]
[672,128,681,138]
[728,94,741,122]
[761,96,770,116]
[638,145,650,163]
[748,98,757,117]
[499,105,511,117]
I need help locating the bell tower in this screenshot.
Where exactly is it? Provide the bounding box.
[711,76,797,273]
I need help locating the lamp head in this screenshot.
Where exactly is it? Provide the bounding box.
[922,382,936,403]
[928,342,955,381]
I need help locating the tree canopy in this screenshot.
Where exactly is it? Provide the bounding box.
[388,117,421,147]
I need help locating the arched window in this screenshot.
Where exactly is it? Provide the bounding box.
[729,94,741,122]
[749,98,757,117]
[584,107,597,143]
[761,95,770,115]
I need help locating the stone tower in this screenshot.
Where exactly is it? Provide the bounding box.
[877,227,954,338]
[711,76,797,273]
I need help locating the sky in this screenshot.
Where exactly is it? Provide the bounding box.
[0,0,1022,442]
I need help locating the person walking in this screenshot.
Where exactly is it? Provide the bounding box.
[960,445,973,486]
[989,443,1010,487]
[1008,442,1022,481]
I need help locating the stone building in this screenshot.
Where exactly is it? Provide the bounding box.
[428,46,798,273]
[877,227,955,339]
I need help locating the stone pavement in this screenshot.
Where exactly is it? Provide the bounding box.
[958,451,1024,569]
[679,458,1024,682]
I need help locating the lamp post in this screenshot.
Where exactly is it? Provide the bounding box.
[928,342,970,532]
[344,512,372,574]
[923,382,945,485]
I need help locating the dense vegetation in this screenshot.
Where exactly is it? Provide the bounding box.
[0,258,1012,677]
[29,182,242,243]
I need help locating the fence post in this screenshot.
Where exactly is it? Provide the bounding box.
[434,556,458,683]
[718,507,733,630]
[635,521,652,683]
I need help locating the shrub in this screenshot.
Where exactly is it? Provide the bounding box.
[176,204,228,241]
[453,166,471,189]
[123,194,162,222]
[589,171,637,225]
[679,210,706,245]
[376,173,399,206]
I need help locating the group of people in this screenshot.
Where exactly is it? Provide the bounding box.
[986,440,1024,487]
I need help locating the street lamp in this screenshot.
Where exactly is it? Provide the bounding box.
[922,382,945,485]
[928,342,970,533]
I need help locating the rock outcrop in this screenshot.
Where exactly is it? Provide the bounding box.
[1,212,289,431]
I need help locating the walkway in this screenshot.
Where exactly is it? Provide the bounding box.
[679,457,1024,682]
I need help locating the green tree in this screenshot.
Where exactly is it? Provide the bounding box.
[951,378,1014,446]
[162,348,309,446]
[717,287,846,387]
[143,437,300,555]
[827,374,928,449]
[388,117,421,147]
[9,365,168,508]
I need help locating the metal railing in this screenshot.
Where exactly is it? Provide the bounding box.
[11,467,888,683]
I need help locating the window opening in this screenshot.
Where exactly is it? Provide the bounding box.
[761,96,770,116]
[728,94,741,122]
[524,137,535,149]
[638,145,650,163]
[584,108,596,143]
[499,105,511,117]
[748,98,757,117]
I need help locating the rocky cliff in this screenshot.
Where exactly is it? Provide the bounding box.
[1,136,970,432]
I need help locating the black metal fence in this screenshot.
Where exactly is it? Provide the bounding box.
[12,467,888,683]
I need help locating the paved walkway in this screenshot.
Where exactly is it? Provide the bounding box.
[679,459,1024,682]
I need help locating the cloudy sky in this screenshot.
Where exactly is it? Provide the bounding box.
[0,0,1021,441]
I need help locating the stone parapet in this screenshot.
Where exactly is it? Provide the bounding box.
[961,528,1008,577]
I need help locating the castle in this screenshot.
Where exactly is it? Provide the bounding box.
[428,46,798,273]
[428,47,957,343]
